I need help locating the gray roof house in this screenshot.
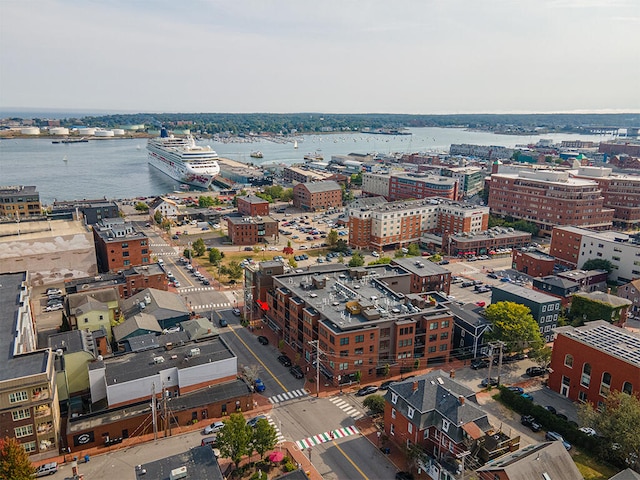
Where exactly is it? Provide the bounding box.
[121,288,190,329]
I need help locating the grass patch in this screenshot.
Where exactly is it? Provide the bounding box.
[572,451,618,480]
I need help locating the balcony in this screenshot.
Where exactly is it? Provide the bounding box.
[32,388,50,402]
[34,405,51,419]
[37,421,54,435]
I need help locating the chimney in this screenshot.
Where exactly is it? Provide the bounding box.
[412,381,419,392]
[459,395,465,406]
[607,288,611,294]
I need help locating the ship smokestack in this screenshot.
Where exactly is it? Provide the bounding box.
[160,127,168,138]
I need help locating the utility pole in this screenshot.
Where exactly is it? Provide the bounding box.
[151,383,157,440]
[488,341,505,386]
[308,340,323,398]
[457,450,471,480]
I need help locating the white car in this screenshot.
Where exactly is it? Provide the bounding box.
[45,288,62,296]
[299,245,308,250]
[173,280,181,287]
[371,251,380,257]
[212,224,221,229]
[203,421,225,435]
[45,304,63,312]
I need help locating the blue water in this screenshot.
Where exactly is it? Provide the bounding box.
[0,128,613,204]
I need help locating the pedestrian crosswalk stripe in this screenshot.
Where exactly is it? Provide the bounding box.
[295,426,359,450]
[268,389,308,404]
[192,303,231,310]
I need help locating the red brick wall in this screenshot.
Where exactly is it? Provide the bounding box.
[237,197,269,216]
[512,250,555,277]
[549,227,583,268]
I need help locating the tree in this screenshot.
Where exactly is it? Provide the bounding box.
[327,229,339,247]
[0,436,35,480]
[216,413,253,470]
[354,370,362,383]
[529,345,552,367]
[363,395,385,415]
[198,196,216,208]
[407,243,420,256]
[221,261,243,281]
[252,418,278,461]
[153,209,163,225]
[134,201,149,212]
[578,391,640,469]
[484,301,544,352]
[280,188,294,203]
[208,248,224,265]
[582,258,614,274]
[192,238,206,257]
[394,249,405,258]
[350,172,363,186]
[368,257,392,265]
[348,252,365,267]
[337,253,344,264]
[332,239,349,253]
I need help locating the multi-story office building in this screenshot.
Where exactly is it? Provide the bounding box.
[283,166,333,184]
[362,172,457,202]
[0,272,60,460]
[488,169,614,235]
[292,181,342,211]
[225,214,279,245]
[440,166,486,198]
[0,185,41,218]
[237,195,269,217]
[550,226,640,283]
[491,283,561,342]
[570,166,640,228]
[390,257,450,294]
[425,227,531,257]
[93,219,151,273]
[449,144,514,160]
[348,197,489,252]
[243,260,287,322]
[51,199,119,225]
[264,264,455,385]
[548,321,640,405]
[511,248,556,277]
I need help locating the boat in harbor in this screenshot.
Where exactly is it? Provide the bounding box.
[61,137,89,143]
[250,151,264,158]
[304,152,324,161]
[147,128,220,189]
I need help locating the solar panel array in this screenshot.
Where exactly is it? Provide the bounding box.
[564,322,640,367]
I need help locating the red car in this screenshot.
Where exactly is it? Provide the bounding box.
[476,301,486,307]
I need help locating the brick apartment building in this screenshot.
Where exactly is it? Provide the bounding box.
[263,264,455,384]
[348,197,489,252]
[93,219,151,273]
[362,172,457,201]
[511,248,556,277]
[65,264,168,298]
[488,169,614,235]
[570,166,640,228]
[293,181,342,211]
[599,141,640,157]
[237,195,269,216]
[390,257,451,294]
[548,321,640,406]
[243,260,286,322]
[550,226,640,283]
[226,214,279,245]
[0,185,41,218]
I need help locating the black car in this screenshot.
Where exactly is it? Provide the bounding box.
[201,279,211,286]
[520,415,542,432]
[545,405,557,415]
[356,385,379,396]
[278,355,292,367]
[218,318,227,327]
[396,472,414,480]
[289,365,304,379]
[257,336,269,345]
[526,366,547,377]
[380,380,397,390]
[487,272,499,279]
[470,359,489,370]
[481,377,498,388]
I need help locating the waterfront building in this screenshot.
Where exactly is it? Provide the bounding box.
[548,320,640,405]
[225,214,279,245]
[148,196,180,221]
[550,226,640,283]
[488,168,614,235]
[0,185,41,218]
[292,180,342,211]
[51,198,119,225]
[92,219,151,273]
[283,166,334,184]
[449,143,514,160]
[237,195,269,217]
[599,141,640,157]
[362,172,457,202]
[0,272,61,460]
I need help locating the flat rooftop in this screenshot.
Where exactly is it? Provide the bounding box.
[493,282,559,304]
[391,257,449,276]
[226,213,278,225]
[103,336,235,385]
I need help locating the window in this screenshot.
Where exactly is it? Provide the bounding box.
[440,344,448,351]
[600,372,611,397]
[390,424,395,436]
[581,363,591,387]
[578,391,587,403]
[14,425,33,438]
[355,348,363,355]
[12,409,30,421]
[22,441,36,453]
[340,350,348,357]
[355,335,364,343]
[442,419,450,432]
[623,382,633,395]
[408,423,413,434]
[391,408,396,419]
[339,363,348,371]
[441,320,450,328]
[430,322,438,330]
[391,393,398,404]
[407,407,414,419]
[340,338,349,346]
[9,391,28,403]
[564,354,574,368]
[440,332,449,340]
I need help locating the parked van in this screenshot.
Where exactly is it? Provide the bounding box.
[201,436,217,448]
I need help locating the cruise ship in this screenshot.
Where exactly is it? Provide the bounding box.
[147,128,220,189]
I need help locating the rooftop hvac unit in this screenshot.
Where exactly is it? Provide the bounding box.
[170,466,187,480]
[153,356,165,364]
[189,348,201,357]
[144,295,152,304]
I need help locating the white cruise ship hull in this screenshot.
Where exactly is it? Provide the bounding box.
[148,151,216,189]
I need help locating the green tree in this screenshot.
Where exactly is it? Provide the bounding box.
[153,210,163,225]
[221,261,243,281]
[582,258,614,274]
[394,249,405,258]
[337,253,344,264]
[134,201,149,212]
[354,370,362,383]
[348,252,365,267]
[280,188,294,203]
[407,243,420,256]
[255,192,273,203]
[208,248,224,265]
[198,196,216,207]
[578,391,640,468]
[368,257,392,265]
[183,248,193,261]
[350,172,363,185]
[252,418,278,461]
[327,229,339,247]
[484,301,544,352]
[363,395,385,415]
[0,436,35,480]
[216,413,253,470]
[332,239,349,253]
[529,345,552,367]
[192,238,207,257]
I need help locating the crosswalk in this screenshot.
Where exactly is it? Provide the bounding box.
[179,286,217,293]
[328,396,364,420]
[268,388,309,404]
[192,303,231,310]
[265,415,286,445]
[295,425,359,450]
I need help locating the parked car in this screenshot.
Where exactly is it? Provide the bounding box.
[545,431,572,450]
[246,415,267,428]
[545,405,557,415]
[521,393,534,401]
[395,472,414,480]
[579,427,597,436]
[520,415,542,432]
[380,380,396,390]
[487,273,499,279]
[506,386,524,394]
[480,377,498,388]
[232,308,241,316]
[254,378,266,392]
[526,366,547,377]
[201,279,211,286]
[278,355,292,367]
[257,336,269,345]
[470,359,489,370]
[34,462,58,477]
[45,288,62,296]
[289,365,304,379]
[203,421,225,435]
[356,385,379,396]
[45,304,63,312]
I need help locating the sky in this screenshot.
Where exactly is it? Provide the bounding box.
[1,0,639,115]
